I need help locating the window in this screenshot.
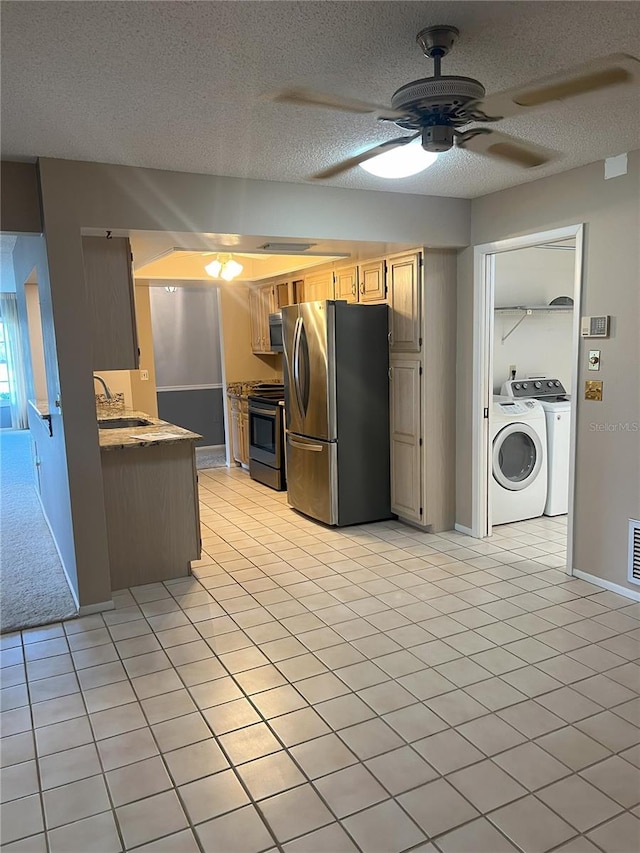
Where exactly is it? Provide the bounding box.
[0,321,10,401]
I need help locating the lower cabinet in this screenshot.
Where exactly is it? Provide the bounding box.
[389,357,422,523]
[229,395,249,467]
[101,441,201,590]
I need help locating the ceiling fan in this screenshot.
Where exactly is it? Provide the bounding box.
[271,25,640,179]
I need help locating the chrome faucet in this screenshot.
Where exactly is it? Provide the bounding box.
[93,374,114,399]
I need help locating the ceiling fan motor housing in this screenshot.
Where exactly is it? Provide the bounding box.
[421,125,455,152]
[391,76,486,116]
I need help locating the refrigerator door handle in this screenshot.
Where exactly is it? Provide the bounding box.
[292,316,306,420]
[288,437,323,452]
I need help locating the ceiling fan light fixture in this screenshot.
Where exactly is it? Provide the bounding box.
[359,139,438,178]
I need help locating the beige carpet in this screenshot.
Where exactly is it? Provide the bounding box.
[0,430,77,633]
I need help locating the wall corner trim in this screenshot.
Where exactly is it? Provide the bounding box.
[454,523,475,537]
[572,568,640,603]
[78,599,115,616]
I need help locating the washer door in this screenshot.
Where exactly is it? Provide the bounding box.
[493,423,543,491]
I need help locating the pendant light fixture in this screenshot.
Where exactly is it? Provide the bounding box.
[204,253,244,281]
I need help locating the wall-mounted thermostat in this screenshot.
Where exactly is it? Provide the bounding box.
[581,315,610,338]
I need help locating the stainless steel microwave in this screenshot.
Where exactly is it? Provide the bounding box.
[268,312,283,352]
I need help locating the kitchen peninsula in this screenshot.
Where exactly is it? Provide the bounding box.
[98,408,202,590]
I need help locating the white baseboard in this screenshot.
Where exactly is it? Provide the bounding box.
[78,599,115,616]
[572,569,640,602]
[36,490,79,612]
[454,523,475,537]
[36,489,116,615]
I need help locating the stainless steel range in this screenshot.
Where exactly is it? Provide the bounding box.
[248,385,286,491]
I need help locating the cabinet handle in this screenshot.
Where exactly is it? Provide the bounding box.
[360,283,365,294]
[352,283,356,296]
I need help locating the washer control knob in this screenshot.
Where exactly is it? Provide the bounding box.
[514,383,521,389]
[555,380,561,387]
[522,382,528,389]
[534,381,542,389]
[547,381,554,387]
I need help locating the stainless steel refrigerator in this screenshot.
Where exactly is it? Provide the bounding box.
[282,300,391,526]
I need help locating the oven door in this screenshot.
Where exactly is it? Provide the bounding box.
[249,402,281,468]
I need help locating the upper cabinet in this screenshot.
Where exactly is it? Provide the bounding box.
[388,252,421,353]
[301,269,335,303]
[358,259,386,303]
[334,261,386,305]
[82,236,139,371]
[249,283,277,354]
[334,265,358,303]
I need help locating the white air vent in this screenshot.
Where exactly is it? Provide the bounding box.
[629,519,640,586]
[258,242,316,252]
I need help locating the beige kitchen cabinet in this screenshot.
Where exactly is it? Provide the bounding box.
[301,269,334,302]
[388,252,421,352]
[334,265,359,303]
[82,236,139,371]
[389,357,422,523]
[249,283,277,353]
[358,259,387,303]
[229,395,249,466]
[101,440,201,590]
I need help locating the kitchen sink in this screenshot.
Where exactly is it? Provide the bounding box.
[98,417,154,429]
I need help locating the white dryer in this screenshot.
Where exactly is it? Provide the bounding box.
[491,398,548,525]
[501,379,571,516]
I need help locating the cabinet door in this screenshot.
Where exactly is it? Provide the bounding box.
[249,288,265,353]
[82,236,139,370]
[276,280,291,308]
[240,409,249,466]
[390,358,422,522]
[334,266,358,303]
[359,259,386,303]
[388,253,421,352]
[302,270,334,302]
[230,399,242,463]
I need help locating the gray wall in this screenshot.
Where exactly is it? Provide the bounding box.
[150,285,224,446]
[457,151,640,592]
[12,234,79,601]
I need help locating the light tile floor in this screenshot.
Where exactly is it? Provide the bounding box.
[1,467,639,853]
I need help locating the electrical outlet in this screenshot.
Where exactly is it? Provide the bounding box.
[509,364,517,377]
[140,369,149,381]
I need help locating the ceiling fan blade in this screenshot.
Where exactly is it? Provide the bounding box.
[478,53,640,119]
[460,131,556,169]
[269,87,407,120]
[311,134,420,180]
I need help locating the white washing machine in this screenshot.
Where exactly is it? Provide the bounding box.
[491,398,548,525]
[501,379,571,515]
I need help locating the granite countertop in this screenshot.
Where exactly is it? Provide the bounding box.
[227,379,283,397]
[98,409,202,451]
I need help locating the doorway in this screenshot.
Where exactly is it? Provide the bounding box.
[470,225,584,575]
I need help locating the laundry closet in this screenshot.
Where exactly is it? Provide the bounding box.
[490,241,575,527]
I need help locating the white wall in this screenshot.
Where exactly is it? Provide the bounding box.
[492,246,576,393]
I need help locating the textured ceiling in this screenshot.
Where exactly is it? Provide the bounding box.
[1,1,639,198]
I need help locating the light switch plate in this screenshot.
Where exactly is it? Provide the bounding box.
[140,369,149,381]
[588,350,601,371]
[585,380,603,401]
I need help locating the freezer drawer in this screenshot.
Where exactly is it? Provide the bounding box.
[286,433,337,525]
